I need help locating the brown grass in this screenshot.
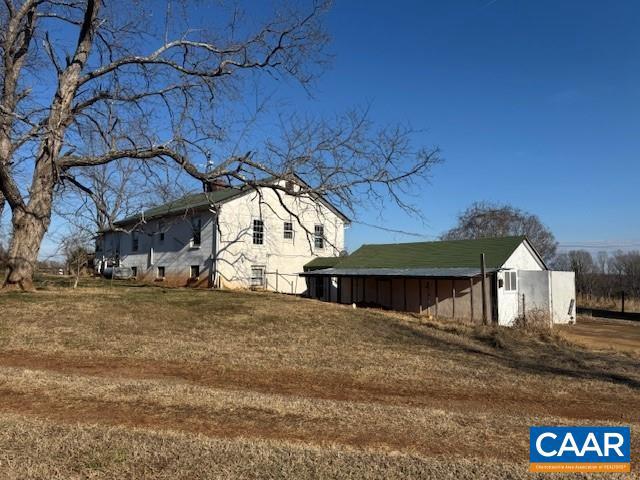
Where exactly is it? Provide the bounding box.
[0,279,638,479]
[578,292,640,313]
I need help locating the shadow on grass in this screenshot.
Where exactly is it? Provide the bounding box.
[382,316,640,390]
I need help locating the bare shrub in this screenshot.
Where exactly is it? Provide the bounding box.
[512,308,553,331]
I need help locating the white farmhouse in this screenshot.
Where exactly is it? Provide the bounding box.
[95,178,349,293]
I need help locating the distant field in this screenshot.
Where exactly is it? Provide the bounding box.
[0,277,638,479]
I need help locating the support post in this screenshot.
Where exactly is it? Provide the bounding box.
[435,279,439,318]
[452,281,456,319]
[481,253,488,325]
[403,278,408,311]
[350,277,354,304]
[276,269,279,292]
[470,277,474,323]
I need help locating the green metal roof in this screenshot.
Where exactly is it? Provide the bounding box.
[304,256,343,271]
[114,188,245,226]
[331,236,528,270]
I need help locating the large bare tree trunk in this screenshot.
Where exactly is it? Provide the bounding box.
[3,207,48,290]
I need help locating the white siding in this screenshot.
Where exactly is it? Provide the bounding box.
[498,241,546,326]
[216,185,345,293]
[98,212,216,287]
[502,242,545,271]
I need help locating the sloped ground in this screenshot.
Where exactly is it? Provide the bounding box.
[0,280,638,479]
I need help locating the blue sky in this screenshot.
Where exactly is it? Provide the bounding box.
[318,0,639,252]
[32,0,640,257]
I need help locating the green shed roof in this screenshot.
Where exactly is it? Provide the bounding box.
[333,236,529,270]
[114,188,245,226]
[304,256,343,271]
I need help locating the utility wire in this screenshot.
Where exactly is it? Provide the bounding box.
[351,220,437,239]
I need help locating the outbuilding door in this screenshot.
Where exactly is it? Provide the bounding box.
[497,269,520,326]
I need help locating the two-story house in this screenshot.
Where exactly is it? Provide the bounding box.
[95,178,349,293]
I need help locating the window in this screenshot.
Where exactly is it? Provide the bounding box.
[314,224,325,249]
[504,271,517,291]
[283,221,293,240]
[191,217,201,247]
[158,221,165,242]
[253,219,264,245]
[132,232,139,252]
[250,266,265,287]
[190,265,200,279]
[131,267,137,278]
[157,266,165,279]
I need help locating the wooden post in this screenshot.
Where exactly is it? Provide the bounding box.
[622,291,625,313]
[522,293,526,322]
[337,277,342,304]
[275,269,279,292]
[350,277,354,304]
[435,279,439,318]
[403,278,408,311]
[469,277,474,323]
[452,281,456,319]
[481,253,487,325]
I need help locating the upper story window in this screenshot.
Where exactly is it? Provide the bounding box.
[158,221,165,242]
[283,221,293,240]
[253,219,264,245]
[504,271,517,291]
[132,231,139,252]
[191,217,201,247]
[314,224,325,249]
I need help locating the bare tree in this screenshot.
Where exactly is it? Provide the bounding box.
[442,201,558,261]
[0,0,440,290]
[552,250,595,294]
[54,158,183,236]
[61,229,91,288]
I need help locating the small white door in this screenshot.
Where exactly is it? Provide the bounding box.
[498,270,520,326]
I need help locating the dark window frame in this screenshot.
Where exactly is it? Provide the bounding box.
[250,265,265,287]
[157,266,165,279]
[132,231,139,252]
[190,265,200,279]
[283,221,293,240]
[253,219,264,245]
[314,224,325,250]
[191,217,202,247]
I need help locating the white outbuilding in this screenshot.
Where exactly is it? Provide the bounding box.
[301,236,576,326]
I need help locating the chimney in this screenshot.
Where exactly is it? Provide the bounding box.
[204,178,229,192]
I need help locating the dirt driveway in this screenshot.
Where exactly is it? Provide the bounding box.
[560,316,640,355]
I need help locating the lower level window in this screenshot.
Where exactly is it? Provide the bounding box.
[190,265,200,279]
[131,267,137,278]
[157,266,165,279]
[250,266,265,287]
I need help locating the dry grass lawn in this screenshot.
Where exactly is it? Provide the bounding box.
[0,277,638,479]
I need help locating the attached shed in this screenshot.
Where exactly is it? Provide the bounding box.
[301,236,576,326]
